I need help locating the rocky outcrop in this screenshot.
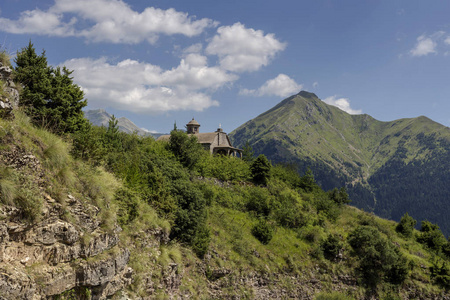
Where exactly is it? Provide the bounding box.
[0,191,132,299]
[0,145,132,299]
[0,62,19,119]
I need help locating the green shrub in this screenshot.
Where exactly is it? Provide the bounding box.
[321,234,343,261]
[396,212,416,238]
[327,187,350,205]
[300,225,324,243]
[251,218,273,244]
[168,129,204,169]
[270,163,302,189]
[245,187,272,217]
[169,180,210,257]
[250,154,271,186]
[431,260,450,289]
[417,220,446,252]
[271,187,307,228]
[348,225,408,286]
[313,194,340,222]
[115,187,139,226]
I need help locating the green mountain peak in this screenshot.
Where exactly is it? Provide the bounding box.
[230,93,450,235]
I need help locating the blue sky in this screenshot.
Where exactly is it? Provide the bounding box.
[1,0,450,133]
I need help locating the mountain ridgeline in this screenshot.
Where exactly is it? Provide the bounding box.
[230,91,450,235]
[85,109,167,139]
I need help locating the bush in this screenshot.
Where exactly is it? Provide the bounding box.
[348,225,408,286]
[321,234,343,261]
[431,260,450,288]
[271,187,307,228]
[168,129,204,169]
[327,187,350,205]
[169,180,210,257]
[251,218,273,244]
[250,154,271,185]
[396,212,417,238]
[245,187,272,217]
[301,225,324,243]
[115,187,139,226]
[417,220,446,252]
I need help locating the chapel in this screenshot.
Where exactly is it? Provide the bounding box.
[157,118,243,157]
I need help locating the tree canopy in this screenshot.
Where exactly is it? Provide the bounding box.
[14,41,87,133]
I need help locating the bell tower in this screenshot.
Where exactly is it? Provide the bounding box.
[186,118,200,134]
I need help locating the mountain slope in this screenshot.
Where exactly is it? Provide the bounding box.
[230,91,450,235]
[85,109,167,138]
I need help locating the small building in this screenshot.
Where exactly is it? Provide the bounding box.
[157,118,243,158]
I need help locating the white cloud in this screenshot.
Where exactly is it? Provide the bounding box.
[312,82,319,89]
[323,96,362,115]
[0,0,217,44]
[206,22,286,72]
[0,8,75,36]
[410,35,437,57]
[410,31,446,57]
[63,56,238,113]
[445,36,450,45]
[240,74,302,97]
[183,43,203,54]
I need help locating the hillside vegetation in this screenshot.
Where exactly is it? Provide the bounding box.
[2,43,450,299]
[230,91,450,236]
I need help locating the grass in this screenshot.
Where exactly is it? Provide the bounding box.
[0,166,16,205]
[0,48,11,67]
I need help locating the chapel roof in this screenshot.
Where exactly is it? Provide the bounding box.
[186,118,200,126]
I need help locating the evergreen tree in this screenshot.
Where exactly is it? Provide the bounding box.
[242,140,255,162]
[14,41,87,133]
[328,187,351,205]
[299,168,318,192]
[250,154,271,186]
[168,129,204,169]
[396,212,417,238]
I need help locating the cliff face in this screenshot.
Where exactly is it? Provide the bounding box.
[0,191,131,299]
[0,66,132,299]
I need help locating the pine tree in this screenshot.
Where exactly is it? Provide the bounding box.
[250,154,271,185]
[14,41,87,133]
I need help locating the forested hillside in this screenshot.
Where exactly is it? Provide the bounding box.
[2,43,450,299]
[230,91,450,236]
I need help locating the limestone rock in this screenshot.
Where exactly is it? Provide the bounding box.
[0,62,19,119]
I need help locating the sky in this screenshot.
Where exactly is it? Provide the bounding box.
[1,0,450,134]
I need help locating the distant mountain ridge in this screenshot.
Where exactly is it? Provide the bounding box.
[230,91,450,235]
[84,109,166,138]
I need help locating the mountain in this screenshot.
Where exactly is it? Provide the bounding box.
[230,91,450,235]
[84,109,167,138]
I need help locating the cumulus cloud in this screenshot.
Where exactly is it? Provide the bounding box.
[206,22,286,72]
[323,96,362,115]
[240,74,302,98]
[63,56,238,113]
[0,0,216,43]
[410,31,446,57]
